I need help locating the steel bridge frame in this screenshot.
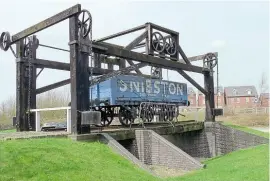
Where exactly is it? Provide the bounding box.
[1,4,217,134]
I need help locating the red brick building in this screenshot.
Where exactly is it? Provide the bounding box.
[197,91,205,107]
[214,87,225,108]
[259,93,269,107]
[197,86,224,107]
[224,86,258,108]
[188,87,197,107]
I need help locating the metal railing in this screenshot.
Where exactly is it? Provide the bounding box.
[30,107,71,133]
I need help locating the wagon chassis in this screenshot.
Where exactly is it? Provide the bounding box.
[0,4,218,134]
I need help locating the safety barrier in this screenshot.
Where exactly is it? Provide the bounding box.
[30,107,71,133]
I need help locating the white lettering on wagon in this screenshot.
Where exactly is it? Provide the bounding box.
[118,79,185,96]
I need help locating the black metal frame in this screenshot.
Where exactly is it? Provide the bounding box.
[0,4,217,134]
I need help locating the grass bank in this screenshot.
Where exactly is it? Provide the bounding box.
[170,144,269,181]
[0,124,268,181]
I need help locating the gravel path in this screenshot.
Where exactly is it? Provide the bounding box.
[0,131,69,141]
[250,127,269,133]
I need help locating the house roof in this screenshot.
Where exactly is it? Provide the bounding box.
[198,86,224,95]
[260,93,270,98]
[188,87,196,95]
[224,86,258,97]
[214,86,224,94]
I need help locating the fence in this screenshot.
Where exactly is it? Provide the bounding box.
[224,107,269,115]
[179,107,269,115]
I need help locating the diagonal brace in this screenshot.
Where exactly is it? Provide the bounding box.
[177,70,207,95]
[120,30,148,75]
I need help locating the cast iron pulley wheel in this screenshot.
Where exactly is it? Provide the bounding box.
[119,107,134,127]
[151,32,165,53]
[95,107,114,127]
[203,52,218,69]
[78,9,92,38]
[0,32,11,51]
[165,36,177,55]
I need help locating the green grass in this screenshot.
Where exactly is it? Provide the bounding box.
[0,138,158,181]
[0,129,16,133]
[168,144,269,181]
[0,125,268,181]
[223,123,269,138]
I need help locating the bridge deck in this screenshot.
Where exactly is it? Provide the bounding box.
[1,121,204,141]
[73,120,204,141]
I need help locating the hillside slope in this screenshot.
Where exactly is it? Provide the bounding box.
[0,135,268,181]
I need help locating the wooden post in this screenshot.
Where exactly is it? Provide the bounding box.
[204,70,215,122]
[16,40,28,131]
[69,9,90,134]
[29,36,37,131]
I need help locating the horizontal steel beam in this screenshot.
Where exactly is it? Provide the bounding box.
[36,78,70,95]
[93,42,209,74]
[179,52,218,63]
[12,4,81,43]
[34,59,70,70]
[148,22,179,35]
[95,24,146,42]
[18,58,156,77]
[37,72,157,95]
[18,58,111,74]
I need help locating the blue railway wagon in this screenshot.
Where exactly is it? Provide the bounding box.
[90,75,188,106]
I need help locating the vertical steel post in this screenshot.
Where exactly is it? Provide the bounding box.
[69,8,90,134]
[204,70,215,122]
[29,36,37,130]
[16,40,27,131]
[69,13,80,134]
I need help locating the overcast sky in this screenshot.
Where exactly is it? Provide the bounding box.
[0,0,269,102]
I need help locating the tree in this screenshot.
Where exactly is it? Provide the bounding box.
[258,72,269,106]
[259,72,269,94]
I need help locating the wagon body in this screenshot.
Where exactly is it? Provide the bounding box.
[90,75,188,106]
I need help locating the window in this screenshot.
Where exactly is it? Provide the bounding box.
[247,90,252,95]
[233,89,237,95]
[237,98,240,103]
[246,97,249,103]
[218,92,221,96]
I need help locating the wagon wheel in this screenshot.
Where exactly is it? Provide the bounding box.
[151,32,165,53]
[78,9,92,38]
[168,106,175,121]
[0,32,11,51]
[95,107,114,127]
[119,107,134,127]
[165,36,177,55]
[159,106,167,122]
[146,106,154,122]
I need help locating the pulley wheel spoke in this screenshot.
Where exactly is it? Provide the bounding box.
[78,9,92,38]
[151,32,165,53]
[0,32,11,51]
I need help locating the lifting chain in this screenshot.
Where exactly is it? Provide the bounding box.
[25,37,33,130]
